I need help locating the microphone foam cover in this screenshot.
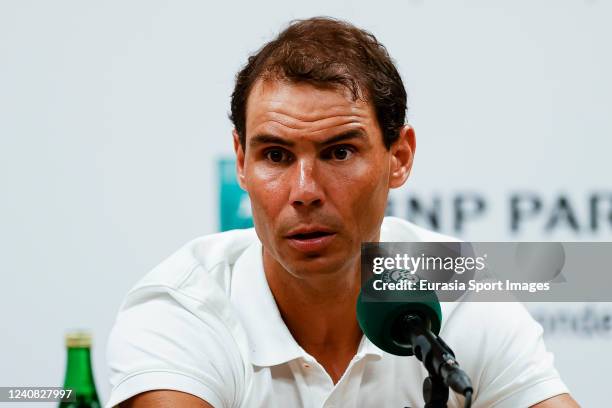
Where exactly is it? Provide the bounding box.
[357,269,442,356]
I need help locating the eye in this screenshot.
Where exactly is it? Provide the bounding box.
[264,148,291,163]
[324,145,355,161]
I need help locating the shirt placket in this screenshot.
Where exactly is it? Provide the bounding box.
[319,354,366,408]
[296,356,334,408]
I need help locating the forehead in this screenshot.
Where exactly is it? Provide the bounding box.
[245,79,379,139]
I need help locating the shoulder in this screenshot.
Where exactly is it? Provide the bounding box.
[378,218,568,406]
[106,228,258,408]
[127,227,258,294]
[440,301,568,407]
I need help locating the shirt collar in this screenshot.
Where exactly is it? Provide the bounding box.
[357,333,384,360]
[230,239,384,367]
[230,240,303,367]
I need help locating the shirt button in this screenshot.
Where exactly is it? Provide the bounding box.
[303,362,311,369]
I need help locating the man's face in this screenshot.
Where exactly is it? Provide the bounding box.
[234,80,414,279]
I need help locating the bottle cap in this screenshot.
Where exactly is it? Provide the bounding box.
[65,331,92,348]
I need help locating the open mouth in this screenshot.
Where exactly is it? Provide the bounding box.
[289,231,334,240]
[285,228,337,252]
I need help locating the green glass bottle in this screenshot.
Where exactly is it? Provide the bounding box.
[59,331,101,408]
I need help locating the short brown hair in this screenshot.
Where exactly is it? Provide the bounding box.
[230,17,407,149]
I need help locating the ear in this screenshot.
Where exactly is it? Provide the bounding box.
[233,129,247,190]
[388,125,416,189]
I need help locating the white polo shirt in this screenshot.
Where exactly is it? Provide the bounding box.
[106,217,568,408]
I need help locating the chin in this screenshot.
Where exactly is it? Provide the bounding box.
[285,253,353,278]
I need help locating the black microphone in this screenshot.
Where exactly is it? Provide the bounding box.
[356,269,473,407]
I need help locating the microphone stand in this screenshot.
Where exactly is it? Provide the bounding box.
[422,373,449,408]
[400,314,463,408]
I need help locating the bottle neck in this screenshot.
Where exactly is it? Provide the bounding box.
[63,347,97,397]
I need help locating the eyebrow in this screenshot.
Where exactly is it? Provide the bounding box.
[249,129,367,149]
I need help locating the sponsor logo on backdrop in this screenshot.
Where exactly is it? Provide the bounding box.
[218,159,253,231]
[387,192,612,235]
[218,158,612,237]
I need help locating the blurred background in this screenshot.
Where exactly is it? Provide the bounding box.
[1,0,610,406]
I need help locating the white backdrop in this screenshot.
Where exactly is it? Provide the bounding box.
[1,1,610,406]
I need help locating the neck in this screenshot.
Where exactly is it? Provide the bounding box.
[263,250,364,383]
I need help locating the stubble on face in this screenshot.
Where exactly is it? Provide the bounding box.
[238,79,392,287]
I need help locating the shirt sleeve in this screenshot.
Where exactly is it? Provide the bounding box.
[443,301,569,408]
[105,287,249,408]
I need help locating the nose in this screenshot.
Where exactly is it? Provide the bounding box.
[289,158,324,208]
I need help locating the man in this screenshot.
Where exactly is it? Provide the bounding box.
[107,18,579,407]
